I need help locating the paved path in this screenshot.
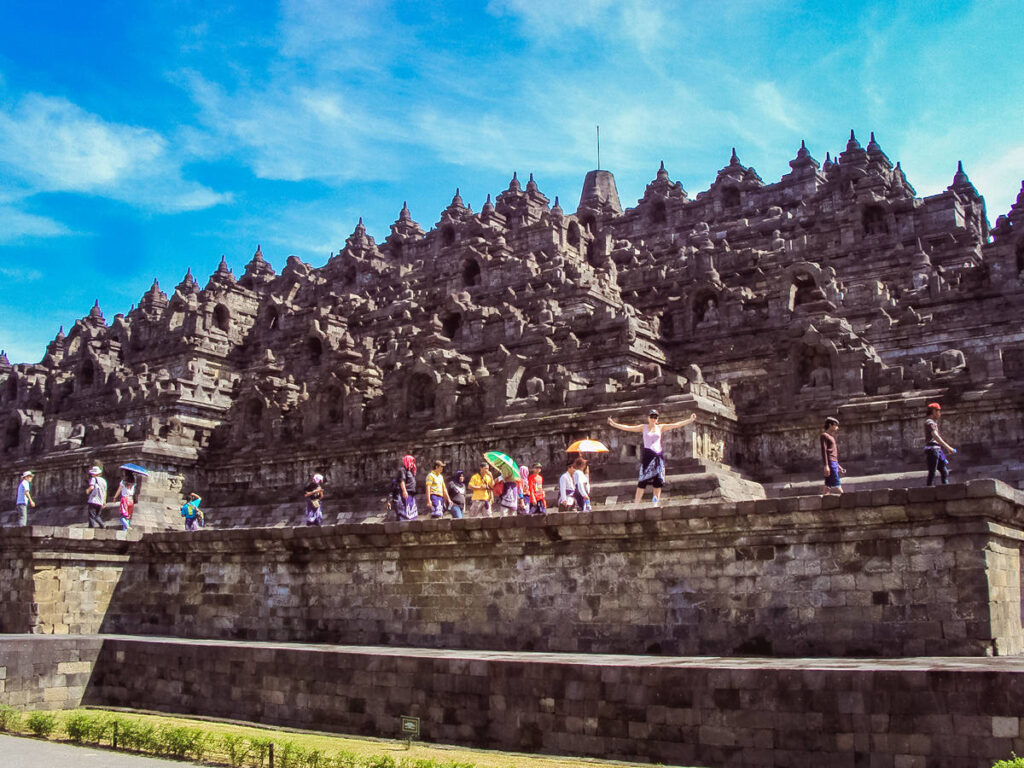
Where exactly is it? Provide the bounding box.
[0,734,189,768]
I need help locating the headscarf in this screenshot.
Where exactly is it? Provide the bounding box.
[454,470,464,480]
[402,454,417,474]
[519,464,529,484]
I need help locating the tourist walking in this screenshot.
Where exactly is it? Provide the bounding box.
[924,403,957,486]
[496,471,522,516]
[181,492,204,531]
[15,470,35,526]
[447,470,466,519]
[425,460,451,519]
[304,473,324,526]
[527,462,547,515]
[820,417,845,495]
[557,460,575,511]
[115,470,138,531]
[607,409,696,504]
[571,457,592,512]
[85,466,107,528]
[393,455,419,520]
[467,461,494,517]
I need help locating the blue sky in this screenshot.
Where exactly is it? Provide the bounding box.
[1,0,1022,364]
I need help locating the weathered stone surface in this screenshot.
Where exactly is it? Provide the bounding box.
[5,635,1024,768]
[2,144,1022,527]
[2,482,1022,658]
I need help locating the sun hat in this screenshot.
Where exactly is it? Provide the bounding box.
[312,473,324,483]
[21,470,33,478]
[88,466,102,476]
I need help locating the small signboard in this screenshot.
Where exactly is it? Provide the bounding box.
[400,715,420,741]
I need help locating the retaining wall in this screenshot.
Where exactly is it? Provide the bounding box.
[5,635,1024,768]
[3,480,1023,657]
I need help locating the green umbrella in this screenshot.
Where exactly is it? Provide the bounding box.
[484,451,520,480]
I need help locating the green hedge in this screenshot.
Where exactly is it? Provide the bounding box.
[0,709,483,768]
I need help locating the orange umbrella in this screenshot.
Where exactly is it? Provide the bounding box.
[566,439,609,453]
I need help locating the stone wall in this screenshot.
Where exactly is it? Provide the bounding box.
[3,480,1022,658]
[0,636,102,710]
[5,635,1024,768]
[0,529,136,635]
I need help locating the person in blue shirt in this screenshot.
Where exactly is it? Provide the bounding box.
[180,493,203,531]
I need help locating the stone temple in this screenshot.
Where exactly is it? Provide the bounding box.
[4,135,1024,767]
[3,132,1024,525]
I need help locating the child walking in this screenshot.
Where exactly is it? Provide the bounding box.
[116,470,138,530]
[527,463,547,515]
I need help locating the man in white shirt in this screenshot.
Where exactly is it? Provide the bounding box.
[15,470,35,526]
[557,461,576,511]
[86,466,107,528]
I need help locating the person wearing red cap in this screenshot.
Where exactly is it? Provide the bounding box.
[924,403,957,486]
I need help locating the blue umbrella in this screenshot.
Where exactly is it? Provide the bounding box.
[119,463,150,477]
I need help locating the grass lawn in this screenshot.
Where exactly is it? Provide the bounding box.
[0,706,670,768]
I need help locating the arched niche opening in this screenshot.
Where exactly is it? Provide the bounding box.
[660,310,676,340]
[213,304,230,333]
[567,221,581,247]
[462,258,481,287]
[4,376,17,402]
[862,204,888,236]
[722,186,741,210]
[267,306,280,330]
[579,215,596,234]
[323,386,345,425]
[791,272,824,309]
[585,240,600,267]
[4,419,19,452]
[796,344,833,392]
[80,360,95,388]
[308,337,324,366]
[515,367,546,399]
[694,292,720,325]
[441,225,456,247]
[441,312,462,339]
[649,199,667,225]
[245,399,264,432]
[406,372,436,417]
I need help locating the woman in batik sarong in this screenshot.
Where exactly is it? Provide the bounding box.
[304,473,325,526]
[607,409,696,504]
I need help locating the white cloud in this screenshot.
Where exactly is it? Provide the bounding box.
[0,92,231,214]
[752,82,801,133]
[182,70,402,183]
[0,264,44,281]
[0,202,71,243]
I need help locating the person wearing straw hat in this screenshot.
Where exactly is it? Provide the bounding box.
[924,402,957,486]
[85,466,107,528]
[607,409,696,504]
[15,470,35,526]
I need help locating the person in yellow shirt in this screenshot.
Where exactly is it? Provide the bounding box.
[425,460,451,519]
[467,461,494,517]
